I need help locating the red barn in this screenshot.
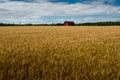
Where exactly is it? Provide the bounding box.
[64,21,75,26]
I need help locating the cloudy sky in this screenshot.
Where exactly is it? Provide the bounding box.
[0,0,120,24]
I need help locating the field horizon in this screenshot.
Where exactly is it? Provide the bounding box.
[0,26,120,80]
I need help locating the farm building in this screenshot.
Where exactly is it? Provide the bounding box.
[64,21,75,26]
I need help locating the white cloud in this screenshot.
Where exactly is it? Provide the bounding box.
[0,0,49,2]
[0,1,120,23]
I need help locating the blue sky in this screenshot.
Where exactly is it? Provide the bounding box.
[51,0,120,6]
[0,0,120,24]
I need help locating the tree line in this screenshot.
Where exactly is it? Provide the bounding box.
[0,22,120,26]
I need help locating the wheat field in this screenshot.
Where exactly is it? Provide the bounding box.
[0,26,120,80]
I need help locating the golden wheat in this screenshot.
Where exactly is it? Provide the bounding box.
[0,26,120,80]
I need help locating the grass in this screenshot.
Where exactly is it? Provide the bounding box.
[0,26,120,80]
